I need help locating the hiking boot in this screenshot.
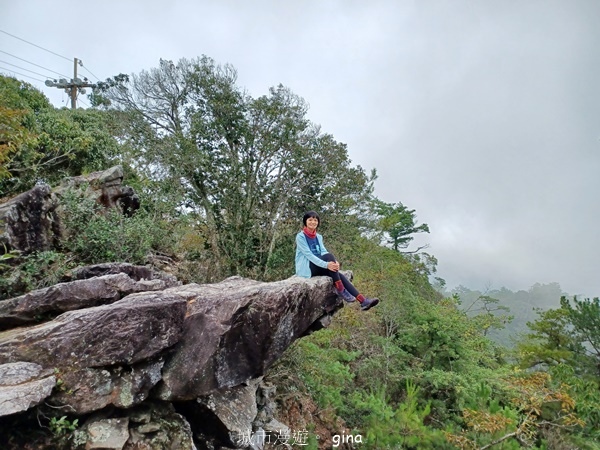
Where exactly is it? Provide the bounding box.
[338,289,356,303]
[360,297,379,311]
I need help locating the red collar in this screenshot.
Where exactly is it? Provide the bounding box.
[303,227,317,239]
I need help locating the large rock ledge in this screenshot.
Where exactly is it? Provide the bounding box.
[0,263,344,449]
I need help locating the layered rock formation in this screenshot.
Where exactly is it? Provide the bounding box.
[0,263,344,449]
[0,166,139,255]
[0,168,346,449]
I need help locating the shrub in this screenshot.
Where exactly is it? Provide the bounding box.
[60,187,174,265]
[0,250,71,300]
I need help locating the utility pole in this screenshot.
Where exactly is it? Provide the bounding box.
[70,57,78,109]
[45,58,95,109]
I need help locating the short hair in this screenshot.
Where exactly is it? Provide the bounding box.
[302,211,320,227]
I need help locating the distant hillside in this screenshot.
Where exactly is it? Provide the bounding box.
[447,282,565,347]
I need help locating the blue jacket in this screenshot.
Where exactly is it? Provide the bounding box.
[295,231,329,278]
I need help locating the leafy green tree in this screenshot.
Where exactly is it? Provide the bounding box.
[101,57,374,278]
[517,307,581,370]
[560,296,600,376]
[0,106,29,181]
[371,199,429,253]
[0,76,52,191]
[88,73,130,108]
[0,75,51,112]
[550,364,600,444]
[463,295,514,337]
[0,75,121,197]
[517,297,600,378]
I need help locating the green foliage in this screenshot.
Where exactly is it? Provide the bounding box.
[88,73,130,107]
[352,381,450,449]
[48,413,80,449]
[550,364,600,443]
[560,296,600,375]
[0,74,51,112]
[464,295,514,337]
[49,416,78,437]
[0,75,122,197]
[290,238,593,449]
[290,328,359,411]
[517,307,577,370]
[271,236,516,447]
[0,250,71,300]
[0,75,50,184]
[103,57,374,279]
[517,296,600,378]
[443,370,590,449]
[514,298,600,447]
[0,107,30,181]
[0,244,19,269]
[371,199,430,253]
[59,187,174,265]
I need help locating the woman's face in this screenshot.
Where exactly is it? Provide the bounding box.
[305,217,319,231]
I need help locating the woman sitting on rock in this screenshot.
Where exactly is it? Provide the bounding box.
[295,211,379,311]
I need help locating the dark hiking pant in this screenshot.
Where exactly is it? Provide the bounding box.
[309,252,359,297]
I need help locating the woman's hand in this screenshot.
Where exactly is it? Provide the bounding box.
[327,261,340,272]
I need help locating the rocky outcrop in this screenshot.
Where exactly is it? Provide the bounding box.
[72,402,197,450]
[68,262,180,285]
[50,358,166,414]
[0,291,187,369]
[157,275,339,401]
[0,263,345,449]
[0,166,139,255]
[55,165,140,213]
[0,362,56,417]
[0,184,59,254]
[0,169,347,449]
[0,273,176,330]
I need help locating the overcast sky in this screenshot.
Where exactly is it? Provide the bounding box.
[1,0,599,298]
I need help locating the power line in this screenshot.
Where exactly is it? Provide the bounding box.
[80,63,101,81]
[0,30,103,110]
[0,59,54,79]
[0,66,45,83]
[0,49,70,78]
[0,28,71,62]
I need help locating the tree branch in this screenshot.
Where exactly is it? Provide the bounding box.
[401,244,429,254]
[478,431,519,450]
